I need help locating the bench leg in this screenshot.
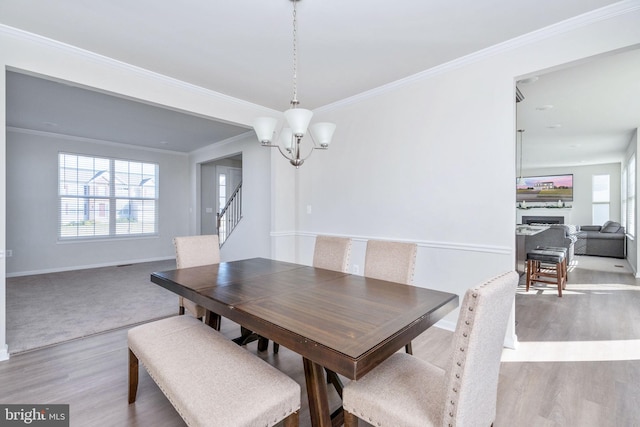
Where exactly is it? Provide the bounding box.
[282,410,300,427]
[344,409,359,427]
[128,349,139,404]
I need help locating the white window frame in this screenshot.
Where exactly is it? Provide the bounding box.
[58,152,159,240]
[627,154,636,238]
[622,165,627,230]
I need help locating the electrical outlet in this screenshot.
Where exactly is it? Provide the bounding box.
[353,264,359,274]
[6,250,12,257]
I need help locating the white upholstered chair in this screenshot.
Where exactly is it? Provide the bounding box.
[342,271,518,427]
[272,235,352,355]
[174,235,221,330]
[364,239,417,353]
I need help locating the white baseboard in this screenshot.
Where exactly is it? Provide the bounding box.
[0,344,9,362]
[6,256,175,278]
[434,319,456,332]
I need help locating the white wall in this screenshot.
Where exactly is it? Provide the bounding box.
[270,6,640,345]
[0,67,6,359]
[5,129,190,275]
[1,4,639,360]
[0,25,275,359]
[190,134,272,262]
[521,163,622,226]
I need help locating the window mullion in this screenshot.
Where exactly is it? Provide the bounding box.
[109,158,116,236]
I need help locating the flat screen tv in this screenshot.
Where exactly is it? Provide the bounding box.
[516,174,573,202]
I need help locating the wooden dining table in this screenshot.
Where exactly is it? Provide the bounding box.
[150,257,459,427]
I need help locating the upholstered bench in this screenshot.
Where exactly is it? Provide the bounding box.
[128,315,300,427]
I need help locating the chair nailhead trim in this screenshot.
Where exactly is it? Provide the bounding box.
[445,272,512,427]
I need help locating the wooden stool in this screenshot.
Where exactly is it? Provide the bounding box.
[535,245,568,283]
[526,249,566,297]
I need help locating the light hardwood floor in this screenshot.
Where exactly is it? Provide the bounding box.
[1,259,638,426]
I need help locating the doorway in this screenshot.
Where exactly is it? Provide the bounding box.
[200,154,243,236]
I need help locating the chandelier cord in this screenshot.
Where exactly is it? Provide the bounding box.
[291,0,299,106]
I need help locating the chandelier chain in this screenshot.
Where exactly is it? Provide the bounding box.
[252,0,335,168]
[291,0,298,106]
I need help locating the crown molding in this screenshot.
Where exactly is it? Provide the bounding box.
[315,0,640,113]
[6,126,189,156]
[2,1,637,117]
[189,130,255,156]
[0,24,275,114]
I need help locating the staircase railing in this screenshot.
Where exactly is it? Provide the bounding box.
[217,181,242,245]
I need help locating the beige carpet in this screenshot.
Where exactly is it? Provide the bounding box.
[6,260,178,354]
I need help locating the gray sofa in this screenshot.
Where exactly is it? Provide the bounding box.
[575,221,626,258]
[524,224,578,263]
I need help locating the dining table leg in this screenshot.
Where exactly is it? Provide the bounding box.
[303,358,335,427]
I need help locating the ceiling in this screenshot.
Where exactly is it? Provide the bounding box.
[5,71,251,152]
[2,0,638,159]
[517,47,640,169]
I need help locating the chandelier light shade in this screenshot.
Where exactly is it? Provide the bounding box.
[253,117,278,144]
[310,123,336,147]
[279,128,294,150]
[252,0,336,168]
[284,108,314,136]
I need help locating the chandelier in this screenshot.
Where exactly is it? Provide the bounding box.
[252,0,336,168]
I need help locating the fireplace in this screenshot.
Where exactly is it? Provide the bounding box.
[522,215,564,225]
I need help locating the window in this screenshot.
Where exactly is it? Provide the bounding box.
[622,165,627,230]
[628,154,636,237]
[592,174,610,225]
[218,172,227,214]
[59,153,158,239]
